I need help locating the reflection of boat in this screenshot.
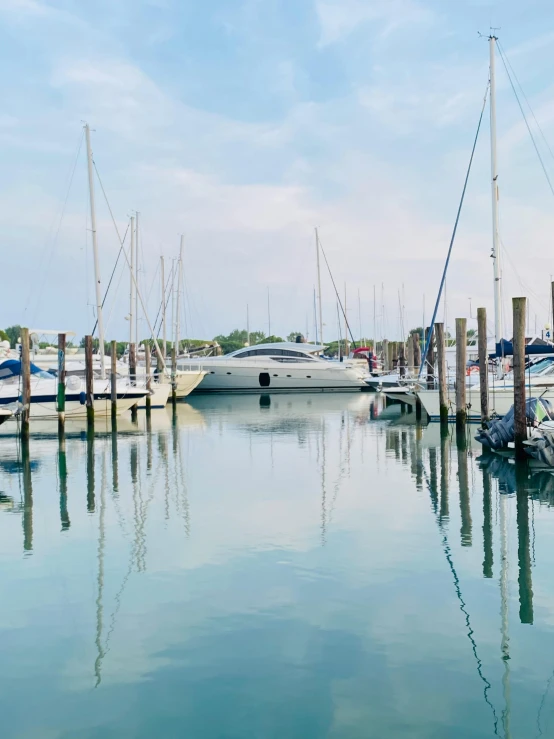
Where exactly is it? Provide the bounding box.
[179,342,367,393]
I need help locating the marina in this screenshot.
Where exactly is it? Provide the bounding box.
[3,1,554,735]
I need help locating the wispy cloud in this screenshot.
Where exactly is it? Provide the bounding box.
[315,0,433,46]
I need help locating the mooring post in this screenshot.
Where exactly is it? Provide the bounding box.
[129,341,137,421]
[57,332,66,437]
[85,335,94,428]
[425,326,435,389]
[20,327,31,440]
[513,297,527,460]
[406,336,414,375]
[413,332,421,373]
[435,322,448,425]
[398,342,406,379]
[387,341,394,372]
[455,318,467,427]
[477,307,489,426]
[382,339,389,372]
[110,340,117,421]
[171,345,177,405]
[145,341,152,414]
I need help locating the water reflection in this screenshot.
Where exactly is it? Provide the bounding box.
[2,394,554,737]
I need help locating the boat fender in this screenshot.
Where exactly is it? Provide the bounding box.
[79,391,86,405]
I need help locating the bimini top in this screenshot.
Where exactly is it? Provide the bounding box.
[0,359,52,379]
[226,342,325,359]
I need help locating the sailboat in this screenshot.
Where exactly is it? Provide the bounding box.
[415,36,554,420]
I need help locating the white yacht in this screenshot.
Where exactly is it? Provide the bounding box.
[177,342,367,393]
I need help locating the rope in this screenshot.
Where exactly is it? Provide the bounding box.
[91,223,130,337]
[497,41,554,199]
[419,80,489,377]
[316,236,357,349]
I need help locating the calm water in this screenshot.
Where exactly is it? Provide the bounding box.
[1,393,554,738]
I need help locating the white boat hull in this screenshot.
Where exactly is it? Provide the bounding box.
[178,359,366,393]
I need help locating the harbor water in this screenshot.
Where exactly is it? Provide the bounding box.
[1,393,554,738]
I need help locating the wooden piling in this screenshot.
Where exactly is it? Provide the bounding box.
[425,326,435,389]
[171,346,177,405]
[85,335,94,427]
[398,342,406,379]
[387,341,394,372]
[435,322,448,425]
[129,342,137,420]
[382,339,389,372]
[110,340,117,420]
[57,332,66,436]
[412,333,421,374]
[20,327,31,440]
[512,297,527,460]
[406,335,414,374]
[145,342,152,414]
[477,307,489,425]
[455,318,467,426]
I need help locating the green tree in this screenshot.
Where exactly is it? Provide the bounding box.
[213,329,266,354]
[4,325,21,348]
[287,332,304,342]
[260,335,284,344]
[0,329,8,343]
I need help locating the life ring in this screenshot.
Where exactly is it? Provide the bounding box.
[466,366,479,376]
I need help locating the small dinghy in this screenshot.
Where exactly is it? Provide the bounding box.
[476,397,554,451]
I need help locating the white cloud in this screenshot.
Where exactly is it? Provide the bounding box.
[315,0,433,46]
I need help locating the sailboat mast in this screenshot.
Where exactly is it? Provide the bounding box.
[175,236,184,356]
[129,215,135,346]
[84,123,106,379]
[246,303,250,346]
[489,35,502,345]
[135,212,139,347]
[267,287,271,337]
[373,284,376,354]
[161,256,166,359]
[315,228,323,345]
[344,283,348,356]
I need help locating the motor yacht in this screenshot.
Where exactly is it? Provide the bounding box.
[177,342,367,393]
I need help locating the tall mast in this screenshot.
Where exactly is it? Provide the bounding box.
[373,284,376,353]
[175,236,184,355]
[490,35,503,344]
[358,288,362,345]
[267,287,271,337]
[171,259,175,355]
[315,228,323,345]
[161,256,166,359]
[84,123,105,378]
[344,283,349,355]
[129,215,135,346]
[135,212,139,346]
[246,303,250,346]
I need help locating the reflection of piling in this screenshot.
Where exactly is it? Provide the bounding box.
[20,327,31,440]
[457,429,472,546]
[482,466,493,578]
[429,447,438,514]
[58,436,70,531]
[21,437,33,551]
[435,322,448,426]
[512,298,527,460]
[440,428,449,523]
[515,465,533,624]
[477,308,489,425]
[110,340,117,421]
[85,335,94,428]
[111,425,118,493]
[455,318,467,427]
[87,427,95,513]
[57,332,66,435]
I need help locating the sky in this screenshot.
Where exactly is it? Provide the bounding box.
[2,0,554,343]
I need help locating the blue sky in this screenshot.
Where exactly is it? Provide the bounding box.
[2,0,554,342]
